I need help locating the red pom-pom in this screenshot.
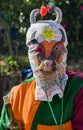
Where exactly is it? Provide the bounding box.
[40,6,48,16]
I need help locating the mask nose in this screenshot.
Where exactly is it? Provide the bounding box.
[43,59,52,71]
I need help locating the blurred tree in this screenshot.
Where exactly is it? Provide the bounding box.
[0,0,83,61]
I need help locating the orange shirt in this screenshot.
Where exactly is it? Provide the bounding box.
[10,80,72,130]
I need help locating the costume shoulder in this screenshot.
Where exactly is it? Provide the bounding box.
[11,76,35,94]
[10,77,35,101]
[66,69,83,98]
[66,69,83,79]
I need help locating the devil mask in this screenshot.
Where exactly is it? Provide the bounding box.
[26,6,68,101]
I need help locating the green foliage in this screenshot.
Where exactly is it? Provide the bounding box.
[3,56,18,75]
[6,56,18,69]
[1,55,30,76]
[16,55,30,70]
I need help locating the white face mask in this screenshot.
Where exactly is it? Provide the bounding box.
[28,45,68,101]
[26,8,68,101]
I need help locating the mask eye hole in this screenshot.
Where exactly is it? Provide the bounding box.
[31,39,38,44]
[55,46,59,51]
[55,44,63,52]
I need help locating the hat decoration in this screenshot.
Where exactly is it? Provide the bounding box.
[30,2,62,24]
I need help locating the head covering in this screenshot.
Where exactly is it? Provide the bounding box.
[26,5,68,101]
[21,67,33,81]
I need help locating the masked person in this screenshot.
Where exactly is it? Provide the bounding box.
[0,4,83,130]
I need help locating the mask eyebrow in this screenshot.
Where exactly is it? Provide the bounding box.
[54,41,63,45]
